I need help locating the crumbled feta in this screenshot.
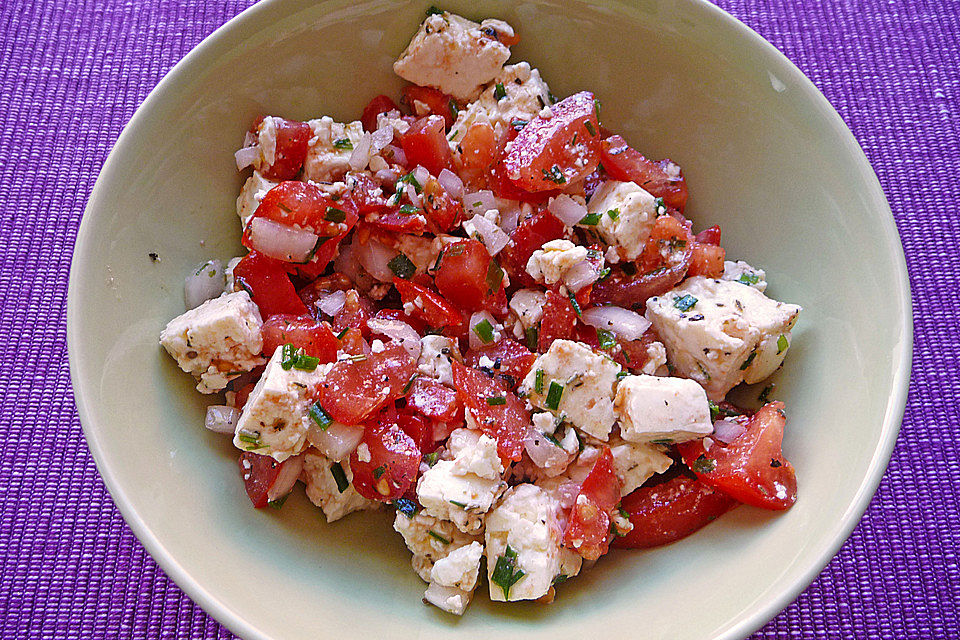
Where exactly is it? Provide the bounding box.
[607,433,673,495]
[722,260,768,292]
[586,180,658,260]
[485,484,563,601]
[521,339,621,440]
[423,582,473,616]
[301,450,379,522]
[417,335,461,387]
[376,109,410,136]
[430,540,483,590]
[645,277,801,400]
[159,291,265,394]
[302,117,364,182]
[393,510,482,581]
[614,374,713,444]
[236,171,278,227]
[532,411,556,435]
[393,13,512,101]
[509,289,547,332]
[643,340,668,375]
[525,239,589,286]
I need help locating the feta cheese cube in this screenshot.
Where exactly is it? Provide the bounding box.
[614,374,713,444]
[159,291,265,394]
[302,117,364,182]
[430,540,483,590]
[485,484,563,601]
[423,582,473,616]
[585,180,658,261]
[525,239,589,286]
[301,450,379,522]
[417,335,461,387]
[607,434,674,495]
[232,346,328,461]
[509,289,547,332]
[521,339,621,440]
[393,510,482,581]
[236,171,278,227]
[645,276,801,400]
[393,13,512,101]
[722,260,768,292]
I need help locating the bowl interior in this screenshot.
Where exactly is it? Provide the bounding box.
[68,0,911,639]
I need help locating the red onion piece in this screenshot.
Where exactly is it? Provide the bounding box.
[563,259,600,293]
[184,260,225,310]
[307,421,364,462]
[371,125,394,152]
[468,310,499,351]
[712,418,747,444]
[462,190,497,217]
[355,237,399,282]
[466,214,509,256]
[499,201,521,233]
[524,427,571,470]
[366,317,422,359]
[581,306,652,341]
[382,144,407,166]
[413,165,430,187]
[437,168,464,199]
[348,132,372,171]
[547,194,587,226]
[375,168,399,186]
[234,146,260,171]
[591,246,692,308]
[248,217,320,263]
[204,405,239,434]
[266,452,304,502]
[317,290,347,317]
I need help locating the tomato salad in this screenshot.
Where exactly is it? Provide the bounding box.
[159,8,802,615]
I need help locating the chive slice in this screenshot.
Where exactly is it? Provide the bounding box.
[740,351,757,370]
[398,203,420,216]
[267,494,289,510]
[596,328,617,350]
[336,327,349,340]
[388,253,416,280]
[428,530,451,544]
[737,272,760,285]
[397,171,422,193]
[776,334,789,354]
[534,369,544,394]
[280,343,297,369]
[394,497,419,517]
[541,165,566,185]
[325,206,347,223]
[449,500,468,508]
[673,294,697,312]
[567,290,582,317]
[545,381,564,410]
[330,462,349,493]
[494,82,507,100]
[491,545,525,599]
[473,319,495,344]
[425,5,443,15]
[309,401,333,430]
[607,208,620,220]
[293,354,320,371]
[542,431,563,448]
[525,326,539,351]
[486,396,507,406]
[579,212,601,226]
[584,120,597,137]
[597,267,611,281]
[333,138,353,150]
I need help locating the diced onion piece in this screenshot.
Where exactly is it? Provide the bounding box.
[462,190,497,218]
[563,259,600,293]
[355,237,399,282]
[383,144,407,166]
[307,421,365,462]
[437,168,464,199]
[524,427,570,470]
[243,130,258,147]
[371,125,394,152]
[204,405,239,434]
[712,418,747,444]
[468,310,500,351]
[266,452,304,502]
[499,201,521,233]
[317,290,347,317]
[366,317,422,360]
[184,259,225,309]
[349,132,372,171]
[581,306,651,341]
[466,214,510,256]
[404,183,421,207]
[234,146,260,170]
[547,194,587,226]
[248,217,320,263]
[413,165,430,188]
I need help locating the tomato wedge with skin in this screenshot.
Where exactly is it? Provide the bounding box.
[435,239,505,314]
[564,447,621,561]
[613,475,738,549]
[255,117,312,181]
[393,278,463,328]
[317,342,417,425]
[464,338,536,391]
[498,209,566,287]
[600,135,688,212]
[400,115,453,176]
[501,91,601,192]
[350,407,421,502]
[233,251,310,318]
[238,452,296,508]
[421,176,463,234]
[361,94,400,133]
[678,401,797,511]
[538,290,578,353]
[406,377,463,423]
[260,314,338,362]
[687,241,726,278]
[451,361,528,465]
[250,181,354,238]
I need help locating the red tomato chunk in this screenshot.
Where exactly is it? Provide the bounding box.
[318,342,416,425]
[564,447,621,561]
[260,314,338,362]
[350,407,421,501]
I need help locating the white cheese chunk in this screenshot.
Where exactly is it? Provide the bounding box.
[302,117,364,182]
[394,511,482,581]
[614,374,713,444]
[236,171,278,227]
[417,335,461,387]
[159,291,265,394]
[607,434,674,495]
[485,484,563,601]
[585,180,658,261]
[232,346,329,461]
[645,276,801,400]
[430,540,483,590]
[520,339,621,440]
[393,13,512,101]
[301,450,379,522]
[525,239,589,286]
[509,289,547,332]
[722,260,768,292]
[423,583,473,616]
[643,341,668,375]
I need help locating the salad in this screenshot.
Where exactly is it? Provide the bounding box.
[159,8,802,615]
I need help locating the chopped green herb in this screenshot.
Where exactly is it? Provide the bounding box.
[401,374,418,395]
[597,267,611,281]
[545,381,564,410]
[398,204,421,216]
[325,206,347,223]
[596,328,617,350]
[486,260,504,294]
[654,197,666,212]
[336,327,349,340]
[267,494,289,510]
[397,171,422,193]
[494,82,507,100]
[534,369,544,394]
[541,431,563,448]
[552,574,569,586]
[309,401,333,430]
[567,290,582,317]
[394,497,419,517]
[584,120,597,137]
[425,5,444,15]
[329,462,349,493]
[280,343,297,369]
[709,400,720,422]
[333,138,353,150]
[776,334,789,354]
[473,319,495,344]
[449,500,468,508]
[427,530,451,544]
[579,212,602,226]
[373,465,386,479]
[594,98,601,118]
[541,164,566,185]
[607,208,620,220]
[491,546,525,599]
[293,354,320,371]
[388,253,416,279]
[237,430,261,445]
[673,294,698,312]
[511,119,528,130]
[486,396,507,406]
[448,129,459,141]
[758,384,774,403]
[423,451,440,467]
[616,370,629,380]
[692,455,717,474]
[737,272,760,285]
[740,351,757,370]
[525,326,539,351]
[651,438,673,445]
[448,99,459,120]
[571,132,578,145]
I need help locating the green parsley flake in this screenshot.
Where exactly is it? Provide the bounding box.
[428,530,451,544]
[545,381,564,410]
[511,119,528,130]
[673,294,698,312]
[692,455,717,474]
[309,401,333,430]
[473,319,495,344]
[737,272,760,285]
[280,343,297,369]
[597,267,611,281]
[388,253,416,279]
[494,82,507,100]
[449,500,468,508]
[333,138,353,150]
[325,206,347,223]
[398,203,420,216]
[293,354,320,371]
[423,451,440,467]
[584,120,597,137]
[397,171,422,193]
[708,400,720,422]
[596,328,617,350]
[567,290,582,317]
[534,369,544,394]
[491,546,525,599]
[776,334,789,354]
[740,350,757,370]
[486,396,507,406]
[579,212,601,226]
[653,197,666,212]
[329,462,349,493]
[607,208,620,220]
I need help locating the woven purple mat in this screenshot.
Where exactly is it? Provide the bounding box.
[1,0,957,637]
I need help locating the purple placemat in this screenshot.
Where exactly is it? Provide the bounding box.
[1,0,957,637]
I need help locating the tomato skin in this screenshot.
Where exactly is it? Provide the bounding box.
[421,177,463,233]
[687,241,726,278]
[498,209,566,287]
[406,377,463,423]
[401,85,458,129]
[318,342,417,425]
[451,361,529,465]
[249,181,352,238]
[369,209,428,235]
[238,452,286,508]
[612,475,739,549]
[361,94,400,133]
[393,278,463,328]
[233,251,310,318]
[434,239,503,313]
[538,290,578,353]
[460,122,498,172]
[464,338,536,391]
[257,117,312,181]
[260,314,339,362]
[373,307,429,335]
[600,135,688,212]
[400,115,453,176]
[564,447,621,561]
[677,402,797,511]
[350,407,422,502]
[501,91,601,192]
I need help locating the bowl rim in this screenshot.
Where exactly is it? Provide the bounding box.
[67,1,913,638]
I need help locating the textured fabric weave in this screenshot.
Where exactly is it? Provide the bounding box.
[1,0,956,637]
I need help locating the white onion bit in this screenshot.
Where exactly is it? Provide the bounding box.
[437,168,464,199]
[348,133,372,171]
[307,421,364,462]
[499,201,521,233]
[204,405,239,434]
[371,125,394,152]
[234,146,260,171]
[383,145,407,166]
[184,260,225,310]
[266,453,304,502]
[547,194,587,226]
[712,418,747,444]
[466,214,510,255]
[355,238,399,282]
[581,306,652,341]
[317,290,347,317]
[563,259,600,293]
[462,190,497,218]
[524,427,571,470]
[413,165,430,187]
[366,317,422,360]
[248,217,319,263]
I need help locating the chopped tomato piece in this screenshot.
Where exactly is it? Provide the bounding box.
[361,94,400,133]
[695,225,721,246]
[350,407,421,501]
[460,122,498,171]
[249,181,354,238]
[498,209,566,287]
[400,115,453,176]
[612,475,739,549]
[401,85,459,129]
[345,171,391,216]
[406,377,463,423]
[393,278,463,328]
[464,338,536,391]
[687,241,726,278]
[678,402,797,511]
[297,273,351,320]
[501,91,601,192]
[600,135,688,211]
[238,452,289,508]
[318,342,416,424]
[421,177,463,233]
[333,290,375,337]
[233,251,310,318]
[373,307,429,335]
[434,239,505,314]
[397,409,432,453]
[260,314,338,362]
[563,447,621,560]
[337,326,365,355]
[369,209,428,235]
[256,117,312,181]
[538,290,578,352]
[451,361,529,464]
